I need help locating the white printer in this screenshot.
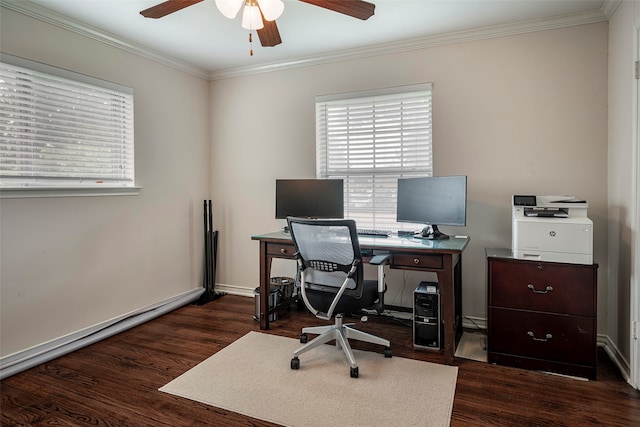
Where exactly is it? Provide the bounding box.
[512,195,593,264]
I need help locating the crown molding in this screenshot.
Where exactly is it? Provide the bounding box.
[0,0,210,80]
[2,0,608,82]
[601,0,622,19]
[210,8,608,80]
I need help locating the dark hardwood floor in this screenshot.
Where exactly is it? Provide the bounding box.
[2,295,639,426]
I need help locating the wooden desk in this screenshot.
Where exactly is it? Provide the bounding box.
[251,231,470,365]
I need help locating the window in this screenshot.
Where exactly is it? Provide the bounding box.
[316,84,432,230]
[0,54,134,193]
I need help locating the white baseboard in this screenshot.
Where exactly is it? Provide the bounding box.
[216,283,256,298]
[597,334,631,384]
[0,287,204,380]
[462,315,487,330]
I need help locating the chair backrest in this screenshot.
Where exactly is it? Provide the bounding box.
[287,217,364,299]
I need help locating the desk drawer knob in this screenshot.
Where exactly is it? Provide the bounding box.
[527,284,553,294]
[527,331,552,342]
[280,248,287,254]
[413,258,420,264]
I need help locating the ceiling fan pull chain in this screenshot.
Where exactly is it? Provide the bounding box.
[249,31,254,56]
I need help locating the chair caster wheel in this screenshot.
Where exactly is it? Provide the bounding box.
[350,366,359,378]
[384,347,392,358]
[300,333,308,343]
[291,357,300,370]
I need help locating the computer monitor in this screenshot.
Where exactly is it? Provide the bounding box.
[396,175,467,240]
[275,179,344,220]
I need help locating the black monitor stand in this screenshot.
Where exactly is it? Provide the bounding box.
[420,224,449,240]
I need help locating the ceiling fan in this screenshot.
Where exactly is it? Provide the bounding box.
[140,0,376,49]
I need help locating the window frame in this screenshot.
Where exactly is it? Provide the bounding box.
[316,83,433,231]
[0,54,139,198]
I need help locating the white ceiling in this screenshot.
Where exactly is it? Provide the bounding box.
[5,0,608,78]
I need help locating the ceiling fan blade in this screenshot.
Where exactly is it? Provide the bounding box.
[257,19,282,47]
[140,0,204,19]
[255,6,282,47]
[298,0,375,20]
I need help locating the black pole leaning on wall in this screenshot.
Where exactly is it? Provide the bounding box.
[196,199,224,305]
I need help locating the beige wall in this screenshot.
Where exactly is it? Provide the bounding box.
[211,23,609,328]
[0,8,210,358]
[608,0,639,372]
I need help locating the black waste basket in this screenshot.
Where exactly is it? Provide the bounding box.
[253,277,295,322]
[254,285,280,322]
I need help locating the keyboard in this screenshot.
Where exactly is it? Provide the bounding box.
[357,228,392,237]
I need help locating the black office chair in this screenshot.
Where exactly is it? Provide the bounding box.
[287,217,392,378]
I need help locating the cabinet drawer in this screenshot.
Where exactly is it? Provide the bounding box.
[488,308,596,366]
[489,259,596,316]
[393,254,443,269]
[266,243,296,258]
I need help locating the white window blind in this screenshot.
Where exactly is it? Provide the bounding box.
[316,84,432,231]
[0,54,134,188]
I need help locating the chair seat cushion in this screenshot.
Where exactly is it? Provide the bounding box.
[304,279,379,314]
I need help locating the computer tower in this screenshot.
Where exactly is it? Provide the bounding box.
[413,281,441,350]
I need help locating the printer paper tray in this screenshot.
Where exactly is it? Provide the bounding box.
[513,218,593,265]
[513,250,592,264]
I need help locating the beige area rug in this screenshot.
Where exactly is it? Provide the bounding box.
[454,331,487,363]
[160,331,458,427]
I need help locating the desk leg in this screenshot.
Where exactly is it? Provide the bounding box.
[454,254,463,337]
[437,254,456,365]
[258,241,272,330]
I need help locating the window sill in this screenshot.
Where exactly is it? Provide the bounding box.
[0,186,142,199]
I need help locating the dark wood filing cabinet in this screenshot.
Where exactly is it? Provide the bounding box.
[486,248,598,379]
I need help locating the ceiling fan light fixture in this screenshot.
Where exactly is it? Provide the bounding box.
[215,0,244,19]
[257,0,284,21]
[241,4,264,30]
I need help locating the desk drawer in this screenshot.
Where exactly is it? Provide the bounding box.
[393,254,442,269]
[266,243,296,258]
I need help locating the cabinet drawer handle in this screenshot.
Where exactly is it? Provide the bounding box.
[527,284,553,294]
[280,248,288,254]
[527,331,552,342]
[413,258,420,264]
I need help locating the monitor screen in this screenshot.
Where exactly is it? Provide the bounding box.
[396,175,467,239]
[275,179,344,219]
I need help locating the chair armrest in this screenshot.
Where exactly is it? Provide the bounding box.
[369,253,392,265]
